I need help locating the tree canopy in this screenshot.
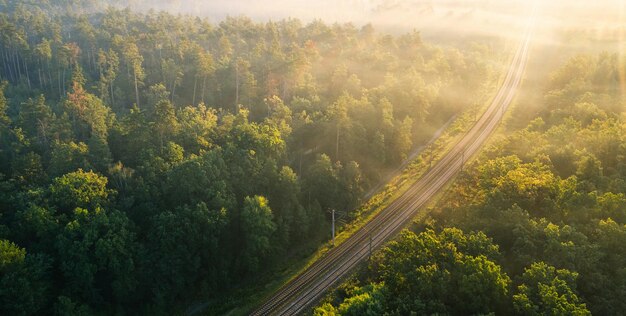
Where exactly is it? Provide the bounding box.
[0,0,500,313]
[315,52,626,316]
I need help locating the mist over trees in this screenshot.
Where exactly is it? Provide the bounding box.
[0,0,500,314]
[316,53,626,315]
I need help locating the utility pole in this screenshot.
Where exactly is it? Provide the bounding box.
[332,209,335,246]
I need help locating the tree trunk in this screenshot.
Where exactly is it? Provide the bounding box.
[93,49,98,73]
[10,51,16,80]
[24,57,31,89]
[57,70,62,97]
[4,50,13,81]
[89,48,96,73]
[47,60,53,94]
[13,50,22,80]
[282,78,288,101]
[87,50,91,72]
[110,82,115,107]
[202,74,207,104]
[9,50,15,81]
[0,47,6,80]
[62,68,66,95]
[134,71,140,108]
[38,58,43,88]
[192,76,197,105]
[235,63,240,109]
[171,82,176,104]
[159,131,164,154]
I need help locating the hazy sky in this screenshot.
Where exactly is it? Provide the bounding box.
[130,0,625,41]
[135,0,532,37]
[144,0,408,22]
[143,0,521,22]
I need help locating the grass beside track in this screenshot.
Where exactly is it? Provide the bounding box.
[200,44,514,316]
[234,117,494,314]
[309,42,530,314]
[212,112,477,316]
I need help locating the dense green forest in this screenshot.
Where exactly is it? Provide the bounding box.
[314,54,626,315]
[0,0,501,314]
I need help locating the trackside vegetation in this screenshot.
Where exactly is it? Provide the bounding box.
[0,0,504,314]
[314,53,626,315]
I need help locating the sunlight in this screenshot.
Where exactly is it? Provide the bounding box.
[617,1,626,100]
[1,1,625,315]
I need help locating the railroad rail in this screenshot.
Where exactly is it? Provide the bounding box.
[252,8,536,316]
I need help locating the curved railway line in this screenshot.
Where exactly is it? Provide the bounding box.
[252,9,536,316]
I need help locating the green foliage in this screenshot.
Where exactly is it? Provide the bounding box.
[12,204,59,250]
[430,53,626,315]
[63,68,113,141]
[175,103,217,154]
[305,154,340,211]
[391,116,414,163]
[314,303,338,316]
[0,239,24,268]
[11,151,46,185]
[0,0,499,313]
[48,141,92,177]
[17,96,54,150]
[239,196,277,273]
[321,52,626,315]
[152,99,179,152]
[56,208,137,307]
[325,228,511,315]
[336,284,385,316]
[162,150,233,210]
[0,82,9,128]
[0,81,12,172]
[54,296,92,316]
[268,166,308,245]
[513,262,590,316]
[50,169,111,213]
[0,240,52,316]
[144,202,227,309]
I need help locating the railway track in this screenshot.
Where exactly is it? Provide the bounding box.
[252,9,536,316]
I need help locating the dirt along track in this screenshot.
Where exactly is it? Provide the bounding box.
[251,9,536,316]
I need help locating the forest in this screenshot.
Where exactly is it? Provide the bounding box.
[314,53,626,315]
[0,0,502,314]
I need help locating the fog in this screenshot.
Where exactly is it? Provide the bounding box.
[114,0,626,100]
[122,0,626,96]
[135,0,528,37]
[127,0,625,41]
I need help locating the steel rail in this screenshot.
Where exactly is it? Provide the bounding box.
[252,10,535,316]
